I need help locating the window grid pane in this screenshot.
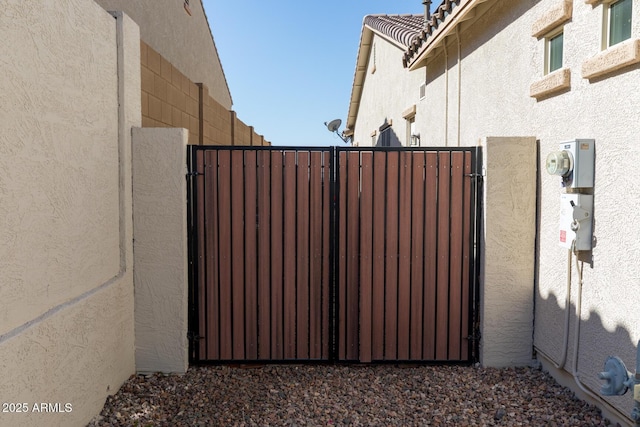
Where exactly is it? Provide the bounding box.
[548,32,563,73]
[609,0,632,47]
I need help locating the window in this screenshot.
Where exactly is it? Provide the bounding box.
[606,0,632,47]
[546,30,564,74]
[407,117,419,146]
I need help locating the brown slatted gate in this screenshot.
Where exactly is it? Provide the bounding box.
[188,146,480,363]
[336,148,476,362]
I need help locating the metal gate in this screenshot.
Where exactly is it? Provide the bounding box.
[187,146,481,364]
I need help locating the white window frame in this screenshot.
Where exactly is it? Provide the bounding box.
[603,0,633,49]
[406,117,419,146]
[545,27,564,75]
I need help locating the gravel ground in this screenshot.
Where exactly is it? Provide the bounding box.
[88,364,609,426]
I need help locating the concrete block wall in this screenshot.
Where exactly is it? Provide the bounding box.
[141,41,269,146]
[201,83,233,145]
[141,41,200,145]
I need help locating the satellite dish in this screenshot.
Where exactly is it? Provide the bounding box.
[325,119,342,132]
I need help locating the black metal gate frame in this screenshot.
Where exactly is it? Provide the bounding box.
[186,145,483,364]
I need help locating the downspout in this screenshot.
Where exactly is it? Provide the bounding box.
[456,25,462,147]
[444,39,449,147]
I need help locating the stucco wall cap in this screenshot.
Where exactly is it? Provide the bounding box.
[582,38,640,79]
[531,0,573,39]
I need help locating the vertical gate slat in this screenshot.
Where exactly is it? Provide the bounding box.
[309,152,323,359]
[321,151,330,360]
[217,150,233,360]
[359,152,374,363]
[231,151,245,360]
[244,151,258,360]
[371,152,386,361]
[384,151,399,360]
[257,151,271,360]
[423,152,438,360]
[296,152,310,359]
[461,152,472,361]
[283,151,297,359]
[448,152,464,360]
[436,152,451,360]
[397,152,412,360]
[346,151,360,361]
[198,150,211,359]
[410,152,426,360]
[270,152,284,359]
[338,151,347,360]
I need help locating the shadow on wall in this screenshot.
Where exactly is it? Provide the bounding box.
[376,121,403,147]
[425,0,542,84]
[535,289,638,421]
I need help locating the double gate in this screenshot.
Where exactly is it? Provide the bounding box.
[187,146,481,364]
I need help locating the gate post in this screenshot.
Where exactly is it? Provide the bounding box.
[480,136,537,367]
[132,127,189,374]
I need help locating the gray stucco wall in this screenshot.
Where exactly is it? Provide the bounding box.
[409,0,640,421]
[95,0,232,109]
[132,127,189,374]
[0,2,140,426]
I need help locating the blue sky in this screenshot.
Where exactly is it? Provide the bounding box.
[202,1,433,147]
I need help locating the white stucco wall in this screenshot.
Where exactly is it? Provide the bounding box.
[0,1,140,425]
[352,33,426,147]
[95,0,232,109]
[410,0,640,421]
[132,127,189,374]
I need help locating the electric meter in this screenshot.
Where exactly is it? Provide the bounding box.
[546,139,595,189]
[545,150,573,177]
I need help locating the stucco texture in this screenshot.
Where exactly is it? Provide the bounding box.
[407,0,640,419]
[480,137,537,367]
[132,127,189,374]
[352,32,426,147]
[0,1,139,425]
[95,0,232,109]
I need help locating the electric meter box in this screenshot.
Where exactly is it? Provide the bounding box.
[559,139,595,189]
[559,193,593,250]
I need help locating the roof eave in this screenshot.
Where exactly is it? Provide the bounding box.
[406,0,495,71]
[346,26,374,132]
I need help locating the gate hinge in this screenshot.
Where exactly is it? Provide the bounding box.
[467,331,481,343]
[464,173,483,181]
[186,170,203,178]
[187,331,204,341]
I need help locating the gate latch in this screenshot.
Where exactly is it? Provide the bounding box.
[187,331,203,341]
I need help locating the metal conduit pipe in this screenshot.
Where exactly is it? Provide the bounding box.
[537,243,633,425]
[571,249,635,425]
[537,247,572,369]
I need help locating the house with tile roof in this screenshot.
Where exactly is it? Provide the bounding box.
[345,14,426,147]
[348,0,640,424]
